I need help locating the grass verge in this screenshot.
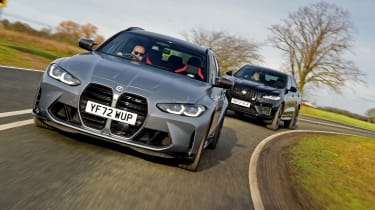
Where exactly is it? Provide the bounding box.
[300,105,375,132]
[289,134,375,209]
[0,29,84,69]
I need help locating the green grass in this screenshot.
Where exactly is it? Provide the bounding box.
[5,44,59,60]
[301,105,375,132]
[289,134,375,209]
[0,29,83,69]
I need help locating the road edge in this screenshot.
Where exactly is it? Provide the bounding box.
[248,129,358,210]
[0,65,43,72]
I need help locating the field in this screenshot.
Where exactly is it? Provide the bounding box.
[0,29,83,69]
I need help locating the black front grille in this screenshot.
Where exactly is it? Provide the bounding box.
[227,85,262,115]
[110,93,147,137]
[80,84,113,130]
[79,83,148,139]
[229,86,262,100]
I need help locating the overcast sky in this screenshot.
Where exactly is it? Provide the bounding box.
[2,0,375,115]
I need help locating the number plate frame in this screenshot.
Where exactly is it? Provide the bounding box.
[231,98,251,108]
[85,101,137,125]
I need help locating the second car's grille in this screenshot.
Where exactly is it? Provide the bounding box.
[229,86,262,100]
[80,84,113,130]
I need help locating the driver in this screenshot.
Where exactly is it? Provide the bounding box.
[251,71,260,81]
[130,44,146,61]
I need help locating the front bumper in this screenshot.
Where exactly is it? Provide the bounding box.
[32,78,212,160]
[227,101,277,120]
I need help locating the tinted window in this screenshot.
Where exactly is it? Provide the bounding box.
[234,67,287,89]
[97,32,207,82]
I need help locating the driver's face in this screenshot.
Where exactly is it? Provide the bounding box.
[131,45,145,61]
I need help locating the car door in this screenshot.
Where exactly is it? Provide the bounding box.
[283,75,299,116]
[289,76,300,111]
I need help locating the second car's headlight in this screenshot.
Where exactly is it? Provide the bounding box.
[262,95,281,100]
[48,64,80,86]
[157,103,206,117]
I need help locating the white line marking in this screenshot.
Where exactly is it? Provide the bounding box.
[0,65,43,72]
[0,119,34,131]
[300,118,375,135]
[0,109,32,118]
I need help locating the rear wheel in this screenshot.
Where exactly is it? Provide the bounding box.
[266,104,283,130]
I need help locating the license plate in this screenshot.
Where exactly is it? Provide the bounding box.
[85,101,137,125]
[231,98,251,108]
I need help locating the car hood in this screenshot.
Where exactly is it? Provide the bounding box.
[227,76,283,95]
[57,53,210,103]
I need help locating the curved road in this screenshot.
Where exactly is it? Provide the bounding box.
[1,66,374,209]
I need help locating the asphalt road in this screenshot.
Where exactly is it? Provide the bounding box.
[1,66,374,209]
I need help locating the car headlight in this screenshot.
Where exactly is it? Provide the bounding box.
[157,103,206,117]
[48,64,80,86]
[262,95,281,100]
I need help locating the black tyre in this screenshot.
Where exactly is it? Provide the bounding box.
[33,117,53,130]
[207,117,224,150]
[284,108,299,129]
[178,136,205,172]
[266,104,283,130]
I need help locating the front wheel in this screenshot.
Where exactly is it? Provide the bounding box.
[207,117,224,150]
[266,104,283,130]
[284,108,299,129]
[33,117,53,130]
[178,137,205,172]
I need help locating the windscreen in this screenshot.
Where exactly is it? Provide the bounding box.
[97,32,208,82]
[234,67,287,89]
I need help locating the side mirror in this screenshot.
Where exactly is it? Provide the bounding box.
[213,77,234,89]
[289,86,298,92]
[226,70,233,76]
[79,38,97,51]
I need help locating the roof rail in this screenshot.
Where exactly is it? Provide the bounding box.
[125,27,144,31]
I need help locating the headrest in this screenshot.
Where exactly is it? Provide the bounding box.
[187,57,201,67]
[168,55,184,68]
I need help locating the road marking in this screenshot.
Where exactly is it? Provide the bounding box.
[0,65,43,72]
[0,109,34,131]
[0,109,32,118]
[0,119,34,131]
[300,118,375,135]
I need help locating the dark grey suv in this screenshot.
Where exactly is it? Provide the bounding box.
[225,65,301,130]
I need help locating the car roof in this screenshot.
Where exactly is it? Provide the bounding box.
[122,28,208,55]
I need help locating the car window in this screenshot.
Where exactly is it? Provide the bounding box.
[97,32,207,82]
[208,51,220,84]
[234,67,287,89]
[287,75,298,90]
[290,76,297,89]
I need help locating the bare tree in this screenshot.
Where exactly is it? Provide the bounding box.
[56,20,81,43]
[182,28,263,75]
[55,20,102,45]
[268,1,365,94]
[80,23,98,40]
